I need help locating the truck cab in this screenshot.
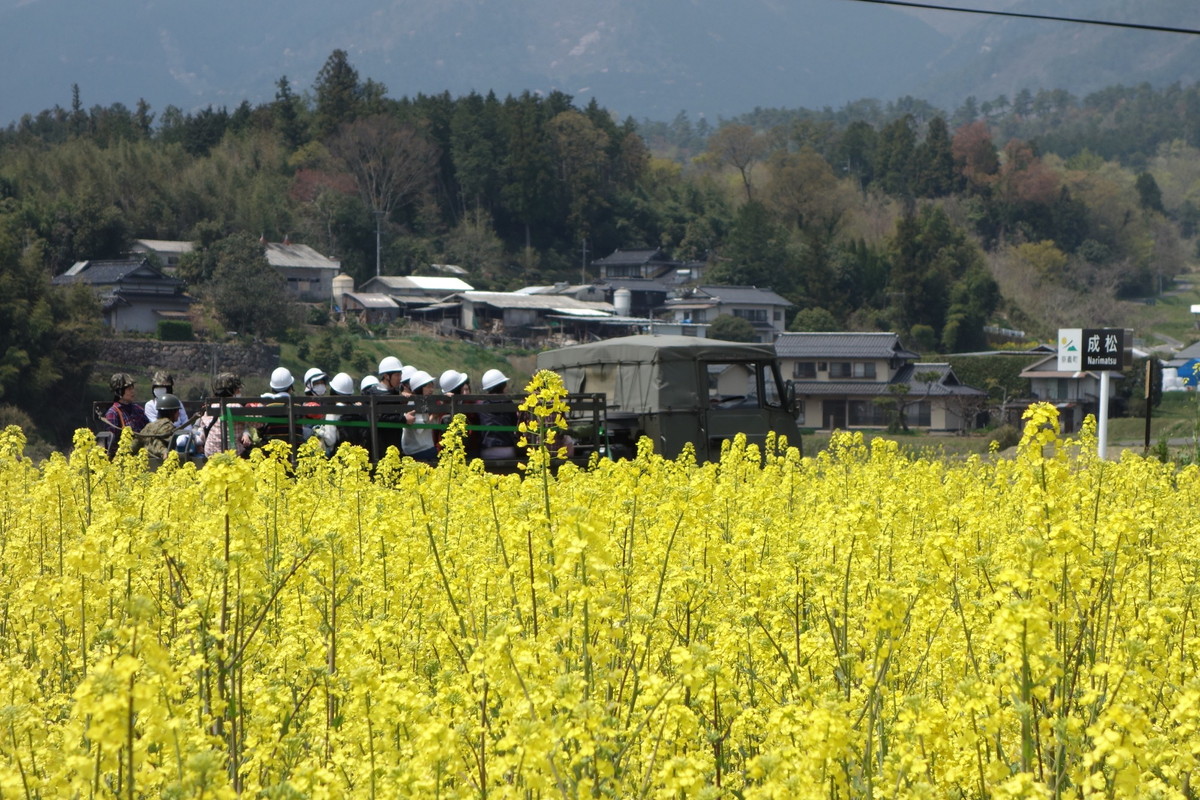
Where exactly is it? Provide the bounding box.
[537,334,801,461]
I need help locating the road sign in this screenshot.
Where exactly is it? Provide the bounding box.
[1081,328,1129,371]
[1056,328,1081,372]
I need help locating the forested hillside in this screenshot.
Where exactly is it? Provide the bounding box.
[1,50,1198,446]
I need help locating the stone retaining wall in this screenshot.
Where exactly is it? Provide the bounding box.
[93,340,280,380]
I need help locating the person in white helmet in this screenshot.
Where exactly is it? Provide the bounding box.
[298,367,329,442]
[329,372,355,396]
[330,374,376,454]
[439,369,468,395]
[269,367,295,393]
[260,366,296,446]
[377,356,404,395]
[436,369,478,455]
[314,371,354,455]
[401,370,438,462]
[399,365,417,395]
[303,367,329,396]
[479,368,519,460]
[372,358,408,455]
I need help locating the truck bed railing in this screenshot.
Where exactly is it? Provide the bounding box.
[93,393,609,470]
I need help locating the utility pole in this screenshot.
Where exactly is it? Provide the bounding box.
[375,210,384,277]
[580,239,589,284]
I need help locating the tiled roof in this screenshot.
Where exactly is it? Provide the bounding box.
[775,332,920,360]
[696,285,792,306]
[52,259,182,288]
[892,364,986,396]
[591,248,667,266]
[792,368,985,399]
[1018,354,1119,379]
[791,382,894,397]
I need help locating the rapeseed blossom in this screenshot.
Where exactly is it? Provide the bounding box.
[0,402,1197,797]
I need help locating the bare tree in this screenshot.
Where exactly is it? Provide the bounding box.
[704,124,768,202]
[329,115,438,274]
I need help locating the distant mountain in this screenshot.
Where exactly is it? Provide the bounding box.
[0,0,946,124]
[915,0,1200,110]
[1,0,1197,127]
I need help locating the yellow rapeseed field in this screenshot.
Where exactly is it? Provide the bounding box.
[1,377,1198,799]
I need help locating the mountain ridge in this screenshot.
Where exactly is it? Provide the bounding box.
[2,0,1198,126]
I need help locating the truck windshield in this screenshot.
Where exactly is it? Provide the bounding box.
[705,361,784,409]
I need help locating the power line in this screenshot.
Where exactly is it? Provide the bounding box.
[841,0,1200,36]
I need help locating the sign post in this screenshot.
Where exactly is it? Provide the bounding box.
[1078,327,1130,459]
[1056,328,1082,372]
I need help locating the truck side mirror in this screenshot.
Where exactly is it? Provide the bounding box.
[785,380,798,415]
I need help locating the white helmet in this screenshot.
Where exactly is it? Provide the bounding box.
[400,365,417,383]
[440,369,468,393]
[270,366,295,391]
[378,356,403,375]
[408,370,435,392]
[481,368,509,391]
[303,367,327,388]
[360,374,380,392]
[329,372,355,396]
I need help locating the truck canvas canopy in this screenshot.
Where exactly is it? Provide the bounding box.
[537,334,780,413]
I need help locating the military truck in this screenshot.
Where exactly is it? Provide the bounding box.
[537,334,801,460]
[91,335,799,466]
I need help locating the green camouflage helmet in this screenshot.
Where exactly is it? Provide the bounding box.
[109,372,135,396]
[213,372,243,396]
[151,370,174,388]
[156,393,182,412]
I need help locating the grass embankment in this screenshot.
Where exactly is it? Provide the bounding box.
[800,392,1200,461]
[803,430,998,459]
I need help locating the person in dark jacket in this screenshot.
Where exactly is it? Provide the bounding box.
[478,369,519,460]
[103,372,149,457]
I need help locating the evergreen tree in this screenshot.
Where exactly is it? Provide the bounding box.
[887,205,995,346]
[206,233,295,338]
[134,98,154,138]
[1135,172,1164,212]
[951,95,979,128]
[708,313,756,342]
[914,117,956,197]
[874,115,917,196]
[313,49,362,140]
[834,121,877,188]
[450,92,501,215]
[499,92,556,254]
[707,201,793,293]
[0,210,100,442]
[547,110,611,245]
[274,76,306,150]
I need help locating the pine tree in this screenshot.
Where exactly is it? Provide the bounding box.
[874,115,917,197]
[313,50,362,140]
[914,117,957,197]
